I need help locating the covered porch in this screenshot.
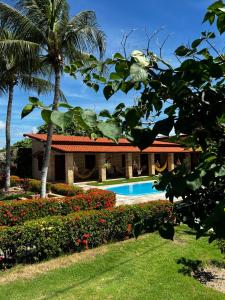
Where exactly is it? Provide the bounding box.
[25,134,196,185]
[53,152,192,185]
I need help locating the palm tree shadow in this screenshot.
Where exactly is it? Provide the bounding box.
[41,240,168,300]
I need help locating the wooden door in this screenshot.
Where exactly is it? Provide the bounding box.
[55,155,65,181]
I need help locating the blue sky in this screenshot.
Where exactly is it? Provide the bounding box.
[0,0,217,148]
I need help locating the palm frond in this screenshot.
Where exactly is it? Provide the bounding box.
[0,2,43,42]
[66,11,106,58]
[20,75,67,102]
[0,39,39,61]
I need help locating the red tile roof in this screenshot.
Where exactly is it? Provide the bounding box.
[24,133,192,153]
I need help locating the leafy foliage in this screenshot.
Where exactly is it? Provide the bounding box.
[62,2,225,241]
[0,201,172,269]
[0,188,116,226]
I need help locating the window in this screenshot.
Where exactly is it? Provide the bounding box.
[85,155,96,170]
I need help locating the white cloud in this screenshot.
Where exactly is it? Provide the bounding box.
[0,120,5,130]
[32,127,38,134]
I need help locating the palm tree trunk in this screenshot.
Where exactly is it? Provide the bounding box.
[5,84,14,191]
[40,67,61,198]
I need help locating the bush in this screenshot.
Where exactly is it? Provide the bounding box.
[51,183,83,196]
[218,239,225,255]
[10,176,23,187]
[0,201,172,268]
[0,175,23,188]
[0,189,116,226]
[0,192,34,201]
[23,178,51,194]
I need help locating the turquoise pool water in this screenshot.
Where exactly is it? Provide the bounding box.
[106,182,162,196]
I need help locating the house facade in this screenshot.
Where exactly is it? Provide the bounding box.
[24,134,197,184]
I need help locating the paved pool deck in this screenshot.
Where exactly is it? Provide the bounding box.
[75,181,167,206]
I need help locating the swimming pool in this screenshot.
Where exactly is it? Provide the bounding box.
[106,181,163,196]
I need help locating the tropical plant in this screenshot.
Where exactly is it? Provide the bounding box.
[0,0,106,197]
[63,1,225,241]
[37,122,86,136]
[0,26,56,191]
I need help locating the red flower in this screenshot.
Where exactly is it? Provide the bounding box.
[75,239,81,245]
[99,219,106,224]
[83,233,91,239]
[82,239,89,250]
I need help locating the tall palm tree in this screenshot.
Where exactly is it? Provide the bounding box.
[0,27,58,191]
[0,0,106,197]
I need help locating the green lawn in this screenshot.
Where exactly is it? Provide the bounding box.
[87,175,158,186]
[0,226,224,300]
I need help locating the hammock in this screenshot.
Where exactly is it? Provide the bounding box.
[176,158,181,166]
[155,160,168,173]
[74,166,96,180]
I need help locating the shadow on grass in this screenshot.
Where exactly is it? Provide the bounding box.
[41,240,169,300]
[177,257,215,284]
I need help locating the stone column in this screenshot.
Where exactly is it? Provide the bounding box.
[184,153,192,170]
[65,153,74,185]
[168,153,175,171]
[97,153,106,182]
[148,153,155,175]
[125,153,133,179]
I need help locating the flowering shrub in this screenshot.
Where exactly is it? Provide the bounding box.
[23,178,51,193]
[0,189,116,226]
[0,201,172,268]
[10,176,24,187]
[0,175,23,188]
[51,183,83,196]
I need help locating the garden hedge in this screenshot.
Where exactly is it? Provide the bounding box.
[0,176,83,196]
[0,201,172,269]
[51,183,83,196]
[0,189,116,226]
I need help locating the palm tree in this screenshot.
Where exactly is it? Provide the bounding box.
[0,0,106,197]
[0,27,58,191]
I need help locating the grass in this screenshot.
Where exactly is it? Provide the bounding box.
[0,226,224,300]
[87,175,158,186]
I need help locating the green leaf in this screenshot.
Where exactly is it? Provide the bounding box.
[29,97,42,106]
[121,81,135,94]
[64,66,71,73]
[80,109,97,128]
[21,104,35,119]
[41,110,52,124]
[125,108,141,128]
[130,128,156,150]
[175,45,191,56]
[58,103,73,109]
[115,61,129,78]
[217,14,225,33]
[203,11,215,24]
[215,165,225,177]
[110,72,121,80]
[97,121,121,142]
[133,222,143,239]
[103,85,114,100]
[51,111,73,131]
[99,110,112,118]
[153,118,174,136]
[130,63,148,82]
[158,223,175,241]
[186,176,202,191]
[113,52,125,60]
[191,38,203,48]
